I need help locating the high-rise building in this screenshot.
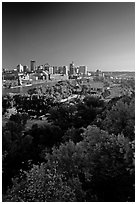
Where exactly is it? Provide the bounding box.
[17,64,23,72]
[58,66,63,74]
[62,66,68,75]
[53,66,58,74]
[69,61,75,75]
[78,66,87,76]
[57,66,68,75]
[23,65,28,73]
[30,60,36,72]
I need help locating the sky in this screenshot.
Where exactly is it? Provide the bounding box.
[2,2,135,71]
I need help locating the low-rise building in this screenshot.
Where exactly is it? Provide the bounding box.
[49,66,54,74]
[37,65,43,70]
[2,70,18,80]
[95,69,104,77]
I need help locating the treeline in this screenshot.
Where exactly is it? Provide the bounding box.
[2,80,74,116]
[2,93,135,201]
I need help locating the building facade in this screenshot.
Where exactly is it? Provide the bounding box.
[17,64,24,72]
[49,66,53,74]
[78,66,87,76]
[53,66,58,74]
[62,66,68,75]
[30,60,36,72]
[23,65,28,73]
[69,61,75,75]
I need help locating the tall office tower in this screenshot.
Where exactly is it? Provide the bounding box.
[62,66,68,75]
[23,65,28,73]
[79,66,87,76]
[30,60,36,72]
[69,61,75,75]
[17,64,24,72]
[53,66,58,74]
[58,66,63,74]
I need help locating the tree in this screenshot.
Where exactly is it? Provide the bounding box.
[3,163,77,202]
[75,96,105,128]
[101,98,135,140]
[48,104,77,131]
[29,123,63,148]
[27,88,38,95]
[2,113,31,193]
[62,127,84,143]
[80,126,135,201]
[45,126,135,201]
[3,125,134,202]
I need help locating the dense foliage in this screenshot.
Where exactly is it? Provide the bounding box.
[3,126,134,202]
[2,88,135,201]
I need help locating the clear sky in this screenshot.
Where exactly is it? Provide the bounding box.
[2,2,135,71]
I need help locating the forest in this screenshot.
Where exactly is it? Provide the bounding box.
[2,83,135,201]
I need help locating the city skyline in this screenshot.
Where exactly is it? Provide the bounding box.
[2,2,135,71]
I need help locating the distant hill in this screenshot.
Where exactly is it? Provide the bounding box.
[103,71,135,78]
